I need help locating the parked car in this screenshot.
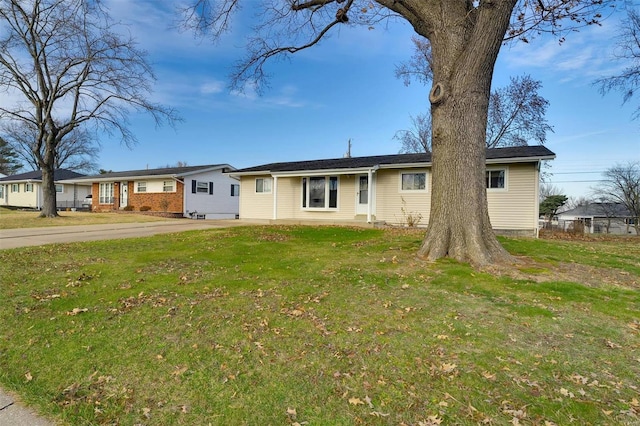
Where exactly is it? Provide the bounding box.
[82,194,92,208]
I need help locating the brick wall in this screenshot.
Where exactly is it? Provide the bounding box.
[91,181,184,213]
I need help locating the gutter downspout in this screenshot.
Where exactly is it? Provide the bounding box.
[535,160,541,238]
[367,165,379,223]
[273,176,278,221]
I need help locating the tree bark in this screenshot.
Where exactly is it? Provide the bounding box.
[415,0,517,266]
[38,144,58,218]
[39,161,58,218]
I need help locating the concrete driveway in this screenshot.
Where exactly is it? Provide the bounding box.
[0,219,245,250]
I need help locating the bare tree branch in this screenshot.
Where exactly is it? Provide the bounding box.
[594,7,640,121]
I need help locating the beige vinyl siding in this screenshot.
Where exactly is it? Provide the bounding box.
[239,175,273,219]
[486,163,537,231]
[375,169,431,225]
[8,183,40,208]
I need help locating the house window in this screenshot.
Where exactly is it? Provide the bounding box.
[99,182,114,204]
[486,169,506,189]
[0,185,4,199]
[196,181,209,193]
[137,182,147,193]
[302,176,338,209]
[55,184,64,193]
[163,181,174,192]
[231,184,240,196]
[11,184,19,193]
[255,178,272,193]
[25,183,34,192]
[400,172,427,191]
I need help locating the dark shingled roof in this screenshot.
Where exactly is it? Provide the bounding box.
[559,203,633,218]
[77,164,230,180]
[233,145,556,174]
[0,169,86,182]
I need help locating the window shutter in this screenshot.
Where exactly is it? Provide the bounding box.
[191,180,196,194]
[209,182,214,195]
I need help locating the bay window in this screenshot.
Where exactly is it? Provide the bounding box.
[302,176,338,209]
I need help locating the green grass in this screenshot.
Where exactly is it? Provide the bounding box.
[1,226,638,425]
[0,207,170,229]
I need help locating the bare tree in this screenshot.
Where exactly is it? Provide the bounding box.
[592,162,640,235]
[3,122,99,173]
[395,42,553,151]
[486,75,552,148]
[394,113,432,153]
[394,36,433,87]
[595,7,640,121]
[0,0,179,217]
[182,0,610,265]
[539,183,563,203]
[565,195,592,210]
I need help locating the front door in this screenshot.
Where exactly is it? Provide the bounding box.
[120,181,128,208]
[356,174,368,215]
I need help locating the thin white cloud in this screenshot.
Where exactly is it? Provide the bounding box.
[501,16,621,84]
[200,81,225,94]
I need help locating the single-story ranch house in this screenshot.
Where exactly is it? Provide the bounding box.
[557,203,638,235]
[62,164,240,219]
[229,145,555,236]
[0,169,90,210]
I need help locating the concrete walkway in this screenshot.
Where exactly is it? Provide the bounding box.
[0,218,252,425]
[0,388,53,426]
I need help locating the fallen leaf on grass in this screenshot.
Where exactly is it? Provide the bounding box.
[440,362,457,373]
[482,371,496,381]
[349,397,365,405]
[25,372,33,382]
[369,411,390,417]
[418,415,443,425]
[559,387,575,398]
[66,308,88,316]
[605,340,622,349]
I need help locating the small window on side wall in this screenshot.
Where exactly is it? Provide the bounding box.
[196,181,209,193]
[55,184,64,193]
[401,172,426,191]
[255,178,272,193]
[486,169,506,189]
[137,182,147,193]
[231,184,240,196]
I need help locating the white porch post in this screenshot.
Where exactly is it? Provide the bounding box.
[272,176,278,220]
[367,169,373,223]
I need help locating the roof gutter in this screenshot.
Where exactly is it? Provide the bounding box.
[230,155,556,177]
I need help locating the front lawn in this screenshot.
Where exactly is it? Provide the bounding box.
[0,207,172,229]
[0,226,638,425]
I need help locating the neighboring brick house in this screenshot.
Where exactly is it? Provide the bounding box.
[61,164,240,219]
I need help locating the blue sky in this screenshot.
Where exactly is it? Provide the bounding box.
[85,1,639,198]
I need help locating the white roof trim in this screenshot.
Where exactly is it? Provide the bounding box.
[230,155,556,178]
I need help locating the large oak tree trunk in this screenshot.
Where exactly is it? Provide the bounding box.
[38,145,58,218]
[414,0,517,266]
[418,85,510,264]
